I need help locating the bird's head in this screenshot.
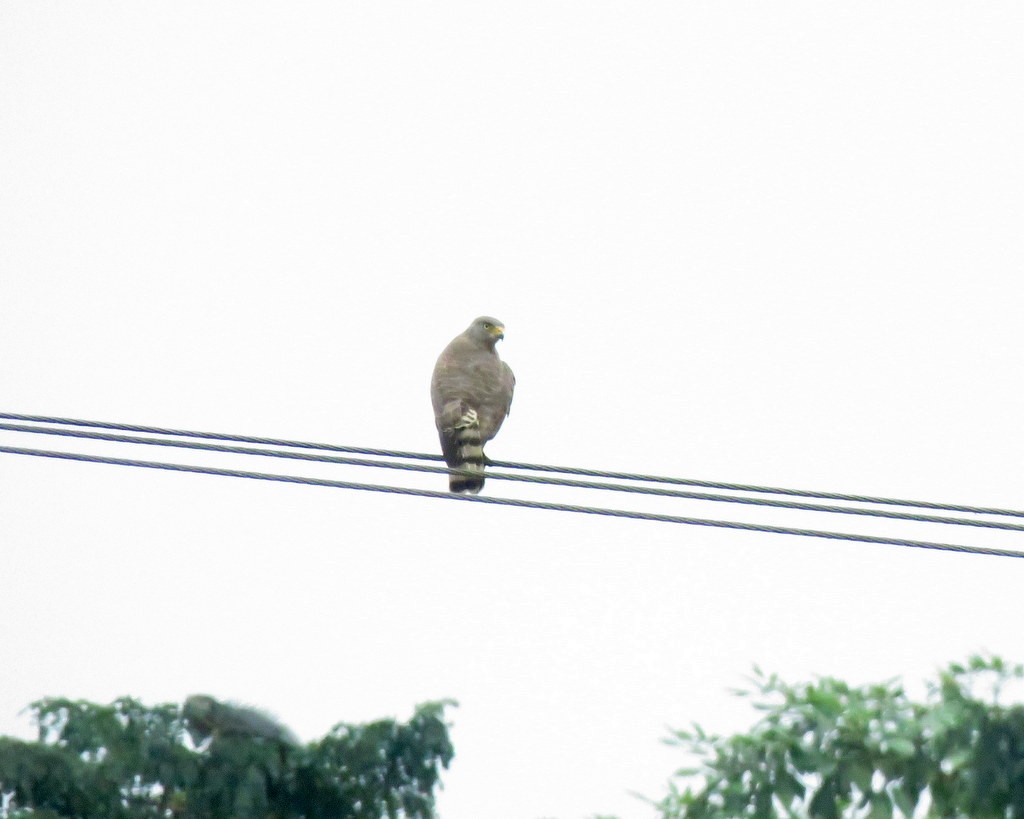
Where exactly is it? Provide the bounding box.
[182,694,216,742]
[468,316,506,346]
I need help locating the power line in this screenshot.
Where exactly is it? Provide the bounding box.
[2,411,1021,518]
[2,444,1021,560]
[0,413,438,461]
[3,421,1024,534]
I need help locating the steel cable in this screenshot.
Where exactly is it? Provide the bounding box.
[2,412,1022,518]
[2,422,1023,534]
[2,444,1021,559]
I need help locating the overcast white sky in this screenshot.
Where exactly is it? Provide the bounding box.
[2,2,1024,818]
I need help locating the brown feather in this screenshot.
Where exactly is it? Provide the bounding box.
[430,317,515,493]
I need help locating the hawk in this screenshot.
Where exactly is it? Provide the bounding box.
[430,316,515,493]
[182,694,298,746]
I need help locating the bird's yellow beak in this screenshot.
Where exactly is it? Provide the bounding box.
[490,324,506,339]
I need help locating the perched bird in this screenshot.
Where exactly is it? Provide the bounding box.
[182,694,298,746]
[431,316,515,493]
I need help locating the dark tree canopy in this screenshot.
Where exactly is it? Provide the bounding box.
[657,656,1024,819]
[0,695,454,819]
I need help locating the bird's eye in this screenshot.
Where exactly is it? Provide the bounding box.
[483,322,492,329]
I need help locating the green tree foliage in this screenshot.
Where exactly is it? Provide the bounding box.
[0,695,454,819]
[657,656,1024,819]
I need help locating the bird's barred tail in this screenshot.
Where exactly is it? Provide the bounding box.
[450,409,485,494]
